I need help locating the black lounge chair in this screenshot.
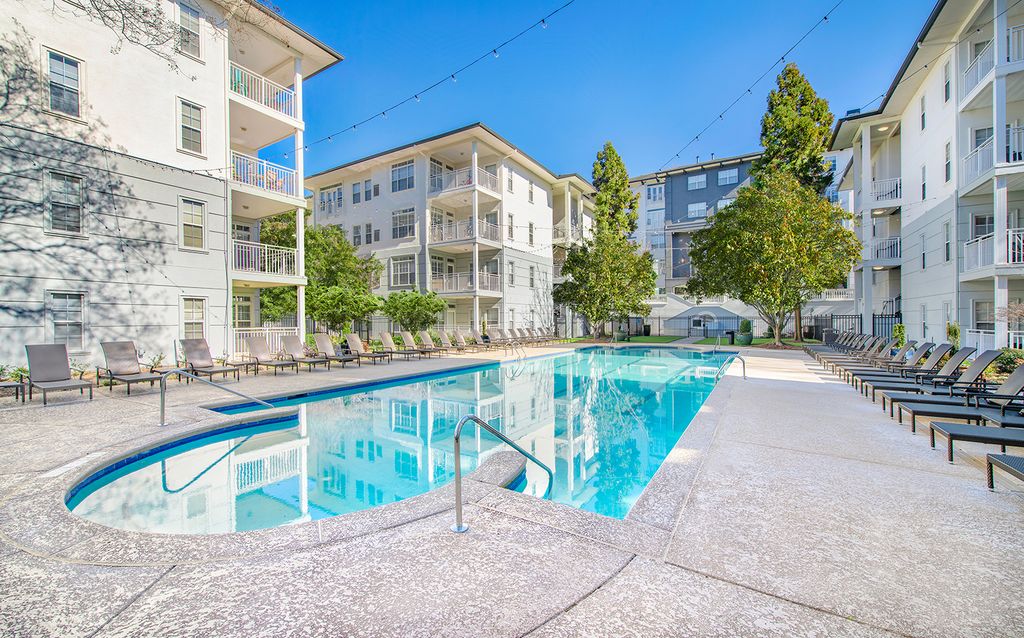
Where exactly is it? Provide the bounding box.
[25,344,93,405]
[835,340,917,382]
[850,343,943,391]
[453,330,481,352]
[896,400,1024,433]
[864,346,974,403]
[346,334,391,364]
[313,334,360,368]
[379,332,422,360]
[179,339,240,382]
[282,336,329,371]
[96,341,162,395]
[245,336,299,375]
[987,453,1024,489]
[929,421,1024,463]
[879,349,999,414]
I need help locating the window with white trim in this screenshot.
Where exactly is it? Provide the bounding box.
[508,261,515,286]
[717,168,738,186]
[943,221,951,262]
[646,184,663,201]
[943,60,951,102]
[364,223,373,245]
[391,159,414,192]
[392,207,415,239]
[529,265,535,288]
[507,213,514,240]
[921,164,927,200]
[687,174,706,190]
[507,169,514,192]
[687,202,707,218]
[944,142,951,182]
[391,256,415,286]
[352,224,361,246]
[49,292,84,351]
[178,99,203,154]
[319,185,343,216]
[528,181,534,203]
[182,297,205,339]
[528,222,535,246]
[177,2,201,58]
[920,95,926,130]
[363,180,373,202]
[717,198,735,211]
[48,171,83,234]
[180,198,205,249]
[974,300,995,331]
[46,50,81,118]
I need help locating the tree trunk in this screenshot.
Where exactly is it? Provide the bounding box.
[774,314,784,347]
[793,304,803,342]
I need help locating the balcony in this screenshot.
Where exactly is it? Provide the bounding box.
[553,226,584,244]
[813,288,855,301]
[962,137,994,187]
[870,177,902,203]
[430,272,501,295]
[429,219,500,245]
[868,237,901,261]
[232,239,298,277]
[964,328,995,353]
[233,327,299,356]
[428,167,499,198]
[229,62,297,120]
[231,150,299,198]
[1008,126,1024,163]
[963,233,994,272]
[1011,24,1024,63]
[962,40,994,99]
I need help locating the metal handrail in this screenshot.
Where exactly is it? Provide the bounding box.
[451,414,553,533]
[159,368,274,425]
[712,334,722,354]
[715,354,747,380]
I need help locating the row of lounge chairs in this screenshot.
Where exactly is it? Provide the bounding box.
[809,332,1024,489]
[9,327,564,404]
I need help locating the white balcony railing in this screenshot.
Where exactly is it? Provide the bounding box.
[231,151,299,198]
[428,167,499,195]
[232,239,298,277]
[477,167,499,193]
[964,328,995,353]
[963,40,995,97]
[479,272,501,291]
[813,288,854,301]
[1009,229,1024,264]
[235,441,304,494]
[963,137,995,186]
[431,272,501,293]
[1010,25,1024,63]
[1010,330,1024,349]
[554,226,584,243]
[1008,125,1024,163]
[233,327,299,357]
[870,237,901,260]
[229,62,296,119]
[429,219,500,243]
[963,233,994,271]
[871,177,902,202]
[553,262,564,278]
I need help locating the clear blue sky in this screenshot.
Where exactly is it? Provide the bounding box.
[269,0,937,179]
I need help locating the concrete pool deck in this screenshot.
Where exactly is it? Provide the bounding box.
[0,344,1022,637]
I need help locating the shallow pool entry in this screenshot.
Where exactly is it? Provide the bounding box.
[68,347,731,533]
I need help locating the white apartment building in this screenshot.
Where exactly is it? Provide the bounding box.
[831,0,1024,351]
[306,123,595,335]
[0,1,341,364]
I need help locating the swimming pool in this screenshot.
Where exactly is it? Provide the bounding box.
[68,346,733,534]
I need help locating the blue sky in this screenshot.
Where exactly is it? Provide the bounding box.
[269,0,937,179]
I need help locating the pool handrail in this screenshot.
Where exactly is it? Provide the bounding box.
[159,368,273,426]
[451,414,553,533]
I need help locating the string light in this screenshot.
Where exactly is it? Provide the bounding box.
[492,49,500,58]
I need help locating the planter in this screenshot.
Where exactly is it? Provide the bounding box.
[736,333,753,346]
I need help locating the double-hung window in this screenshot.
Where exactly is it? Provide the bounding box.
[182,297,205,339]
[528,222,535,246]
[178,2,201,58]
[364,180,373,202]
[943,60,951,102]
[529,266,535,288]
[717,168,738,186]
[943,222,951,262]
[180,198,205,249]
[178,99,203,154]
[352,183,361,204]
[508,261,515,286]
[687,174,706,190]
[920,95,926,130]
[920,233,927,270]
[391,159,414,192]
[392,207,416,239]
[646,184,663,201]
[352,224,362,246]
[507,169,514,192]
[49,292,85,351]
[319,185,343,216]
[48,171,83,234]
[47,51,81,118]
[507,214,514,240]
[528,181,534,203]
[944,143,952,182]
[391,256,416,287]
[687,202,707,218]
[921,164,927,200]
[364,223,373,245]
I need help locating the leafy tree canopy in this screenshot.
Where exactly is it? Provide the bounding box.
[381,290,447,332]
[685,172,860,345]
[591,142,640,235]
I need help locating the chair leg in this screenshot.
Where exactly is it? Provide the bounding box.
[988,461,995,490]
[42,389,47,406]
[947,437,954,463]
[89,386,93,400]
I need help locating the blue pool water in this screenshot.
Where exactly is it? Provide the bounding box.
[68,346,732,534]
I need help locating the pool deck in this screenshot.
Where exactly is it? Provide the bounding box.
[1,344,1022,637]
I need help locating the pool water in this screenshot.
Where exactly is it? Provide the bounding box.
[68,346,732,534]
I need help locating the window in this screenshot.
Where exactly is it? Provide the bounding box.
[920,304,928,339]
[509,307,516,328]
[529,266,535,288]
[944,222,951,262]
[180,198,205,249]
[687,174,706,190]
[392,207,416,239]
[974,214,994,238]
[508,261,515,286]
[352,183,361,204]
[974,127,994,149]
[974,300,995,331]
[717,168,738,186]
[49,292,84,351]
[920,233,926,270]
[319,185,343,216]
[944,142,951,182]
[943,60,951,102]
[182,297,205,339]
[391,256,415,286]
[646,184,663,201]
[391,159,414,192]
[528,222,535,246]
[48,172,83,234]
[178,99,203,154]
[391,401,418,435]
[364,223,373,245]
[429,158,444,191]
[46,51,81,118]
[507,169,514,192]
[507,213,514,240]
[528,181,534,203]
[177,2,201,58]
[717,198,735,211]
[364,180,373,202]
[233,295,252,328]
[943,301,952,324]
[921,164,927,200]
[430,255,444,278]
[352,224,361,246]
[687,202,707,218]
[919,95,926,130]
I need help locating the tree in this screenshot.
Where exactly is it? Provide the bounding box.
[554,142,656,336]
[381,291,447,332]
[751,63,835,193]
[685,172,860,347]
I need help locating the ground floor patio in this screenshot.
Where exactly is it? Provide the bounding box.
[0,345,1021,636]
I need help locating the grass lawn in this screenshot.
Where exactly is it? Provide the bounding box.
[619,336,683,343]
[694,337,821,346]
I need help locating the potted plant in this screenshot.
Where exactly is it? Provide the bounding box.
[893,323,906,348]
[736,319,753,346]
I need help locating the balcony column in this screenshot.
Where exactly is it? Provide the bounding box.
[996,275,1009,348]
[564,182,571,237]
[861,269,874,336]
[995,75,1007,167]
[293,56,304,192]
[996,175,1009,264]
[471,141,479,295]
[296,206,306,339]
[859,126,873,265]
[298,405,309,518]
[996,0,1008,66]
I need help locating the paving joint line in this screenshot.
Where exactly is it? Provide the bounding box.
[85,563,177,638]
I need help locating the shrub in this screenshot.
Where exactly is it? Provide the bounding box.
[892,323,906,348]
[946,321,960,351]
[995,348,1024,374]
[764,325,774,339]
[382,291,447,332]
[739,319,752,334]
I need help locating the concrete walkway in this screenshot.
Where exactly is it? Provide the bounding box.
[0,346,1021,637]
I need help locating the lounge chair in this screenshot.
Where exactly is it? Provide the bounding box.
[437,331,466,353]
[865,347,976,405]
[380,332,422,360]
[844,342,932,389]
[891,363,1024,432]
[987,454,1024,489]
[282,335,329,371]
[853,343,949,394]
[929,421,1024,463]
[96,341,162,395]
[419,330,451,355]
[883,349,1003,416]
[313,334,360,368]
[245,336,299,375]
[0,378,22,402]
[179,339,241,382]
[834,340,917,382]
[400,331,441,357]
[346,334,391,364]
[470,328,499,349]
[453,330,480,352]
[24,344,93,405]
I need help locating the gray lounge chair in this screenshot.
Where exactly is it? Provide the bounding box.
[419,330,451,355]
[866,347,976,405]
[313,334,360,367]
[929,421,1024,463]
[97,341,162,395]
[470,328,499,349]
[401,331,440,357]
[25,344,93,405]
[245,336,299,375]
[346,334,391,364]
[379,333,422,360]
[453,330,480,352]
[987,454,1024,489]
[179,339,240,382]
[282,335,329,371]
[437,331,466,353]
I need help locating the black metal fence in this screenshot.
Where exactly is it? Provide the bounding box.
[872,313,902,338]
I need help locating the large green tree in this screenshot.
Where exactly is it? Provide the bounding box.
[751,63,835,193]
[554,142,656,337]
[381,290,447,332]
[685,172,860,346]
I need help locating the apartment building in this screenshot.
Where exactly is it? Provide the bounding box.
[831,0,1024,351]
[0,1,341,364]
[306,123,595,334]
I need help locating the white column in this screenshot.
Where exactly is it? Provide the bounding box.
[293,56,304,192]
[862,270,874,335]
[296,206,306,339]
[298,405,308,518]
[996,175,1009,264]
[471,141,479,296]
[996,0,1008,67]
[859,126,874,334]
[996,275,1009,348]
